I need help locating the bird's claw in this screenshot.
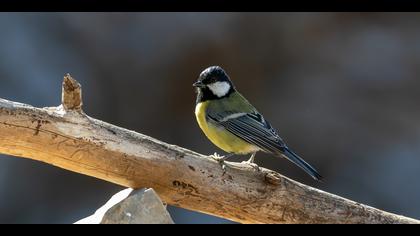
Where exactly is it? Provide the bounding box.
[241,160,260,172]
[210,152,225,162]
[210,152,228,174]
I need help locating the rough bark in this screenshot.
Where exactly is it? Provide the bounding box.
[0,74,418,224]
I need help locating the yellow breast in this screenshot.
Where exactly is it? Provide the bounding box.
[195,101,259,154]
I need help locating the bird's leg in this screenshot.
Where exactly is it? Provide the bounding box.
[246,152,256,163]
[243,152,260,171]
[210,152,234,173]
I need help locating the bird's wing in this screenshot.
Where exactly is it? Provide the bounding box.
[207,111,286,154]
[207,111,323,181]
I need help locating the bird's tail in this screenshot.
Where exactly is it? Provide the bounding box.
[281,147,323,181]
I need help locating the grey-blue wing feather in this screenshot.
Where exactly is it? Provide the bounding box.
[207,112,322,181]
[207,112,286,154]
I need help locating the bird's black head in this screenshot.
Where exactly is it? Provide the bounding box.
[193,66,235,103]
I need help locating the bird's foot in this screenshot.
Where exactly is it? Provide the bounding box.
[210,152,229,173]
[210,152,225,162]
[241,160,260,171]
[241,153,260,171]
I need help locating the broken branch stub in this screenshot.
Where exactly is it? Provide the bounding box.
[62,74,83,111]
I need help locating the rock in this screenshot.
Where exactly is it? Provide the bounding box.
[75,188,174,224]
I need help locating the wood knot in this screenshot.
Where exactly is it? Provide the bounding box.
[264,170,282,185]
[62,73,83,111]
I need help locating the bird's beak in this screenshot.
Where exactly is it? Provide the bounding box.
[193,81,205,88]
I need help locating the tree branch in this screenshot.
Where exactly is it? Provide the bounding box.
[0,74,418,224]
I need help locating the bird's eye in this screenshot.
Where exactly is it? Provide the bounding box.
[202,78,212,85]
[208,77,217,83]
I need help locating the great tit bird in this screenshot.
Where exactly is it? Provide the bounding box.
[193,66,322,181]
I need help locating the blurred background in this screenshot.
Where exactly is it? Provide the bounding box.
[0,12,420,223]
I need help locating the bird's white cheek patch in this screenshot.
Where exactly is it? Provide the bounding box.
[207,81,231,97]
